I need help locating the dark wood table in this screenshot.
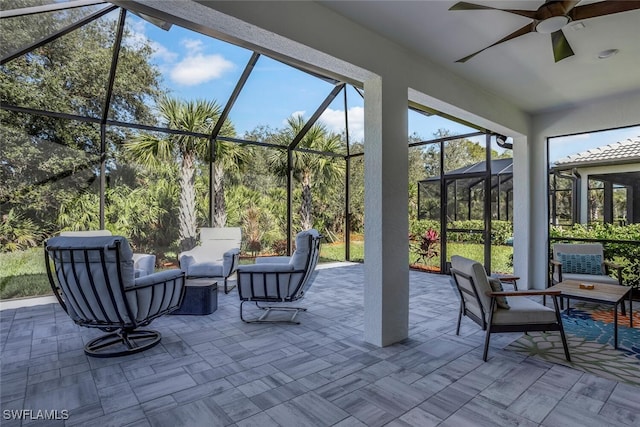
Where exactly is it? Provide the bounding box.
[548,280,632,349]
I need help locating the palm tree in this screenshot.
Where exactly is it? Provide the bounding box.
[125,97,238,251]
[269,115,345,231]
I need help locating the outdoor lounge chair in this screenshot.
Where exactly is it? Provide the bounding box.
[45,235,185,357]
[551,242,626,312]
[450,255,570,362]
[178,227,241,293]
[551,242,623,286]
[236,229,321,324]
[59,230,156,277]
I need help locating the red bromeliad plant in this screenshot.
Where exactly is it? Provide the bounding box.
[410,228,440,265]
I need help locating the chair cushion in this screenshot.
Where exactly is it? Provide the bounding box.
[560,272,619,286]
[488,278,510,309]
[491,297,556,325]
[451,256,493,315]
[187,262,223,278]
[290,229,321,270]
[558,253,603,275]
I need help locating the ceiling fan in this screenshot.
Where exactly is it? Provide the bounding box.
[450,0,640,63]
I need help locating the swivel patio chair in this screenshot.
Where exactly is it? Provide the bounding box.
[178,227,241,293]
[45,235,185,357]
[236,229,321,324]
[451,255,570,362]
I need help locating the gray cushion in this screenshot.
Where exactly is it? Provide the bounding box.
[560,272,619,286]
[492,297,556,325]
[187,262,224,278]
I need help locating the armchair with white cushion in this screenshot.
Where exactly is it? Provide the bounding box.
[178,227,241,293]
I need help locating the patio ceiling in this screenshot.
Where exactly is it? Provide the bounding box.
[319,1,640,114]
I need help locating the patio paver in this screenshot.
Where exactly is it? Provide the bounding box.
[1,264,639,426]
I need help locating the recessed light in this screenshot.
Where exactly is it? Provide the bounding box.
[598,49,619,59]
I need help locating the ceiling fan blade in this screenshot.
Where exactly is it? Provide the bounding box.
[449,2,538,19]
[551,30,575,62]
[569,0,640,21]
[456,23,535,63]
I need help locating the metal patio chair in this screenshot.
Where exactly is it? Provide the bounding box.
[45,235,185,357]
[236,229,321,324]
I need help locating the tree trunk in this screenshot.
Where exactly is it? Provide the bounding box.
[179,152,197,251]
[300,171,312,230]
[212,161,226,228]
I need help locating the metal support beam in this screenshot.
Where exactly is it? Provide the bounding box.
[1,5,117,65]
[206,61,260,228]
[343,87,351,261]
[287,149,294,255]
[484,133,492,273]
[0,0,106,19]
[289,84,345,150]
[98,8,126,230]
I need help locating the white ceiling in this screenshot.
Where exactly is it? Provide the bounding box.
[319,0,640,114]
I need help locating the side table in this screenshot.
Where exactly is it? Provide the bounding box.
[171,279,218,315]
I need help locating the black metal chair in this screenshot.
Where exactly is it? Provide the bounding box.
[451,255,570,362]
[236,229,321,324]
[45,235,185,357]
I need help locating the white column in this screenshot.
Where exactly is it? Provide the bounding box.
[512,135,530,289]
[363,76,409,346]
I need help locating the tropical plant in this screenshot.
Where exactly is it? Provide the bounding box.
[125,97,236,251]
[268,115,345,231]
[410,228,440,265]
[0,209,43,252]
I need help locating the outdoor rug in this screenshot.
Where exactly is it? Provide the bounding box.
[507,302,640,385]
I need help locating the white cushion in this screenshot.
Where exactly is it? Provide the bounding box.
[492,297,556,325]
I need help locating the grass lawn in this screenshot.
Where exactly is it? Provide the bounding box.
[1,241,512,300]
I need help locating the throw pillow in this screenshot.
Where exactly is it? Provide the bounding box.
[558,253,603,275]
[488,278,510,310]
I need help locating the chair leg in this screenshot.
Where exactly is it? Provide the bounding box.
[552,295,571,362]
[456,302,463,335]
[240,301,306,324]
[224,277,236,294]
[84,329,161,358]
[483,328,491,362]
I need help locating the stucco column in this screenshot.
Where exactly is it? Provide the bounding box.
[512,135,531,289]
[363,76,409,347]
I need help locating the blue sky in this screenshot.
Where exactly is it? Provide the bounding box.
[127,16,639,155]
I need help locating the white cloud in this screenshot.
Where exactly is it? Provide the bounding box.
[150,41,178,63]
[283,110,306,125]
[320,106,364,141]
[181,38,204,53]
[169,38,235,86]
[170,53,235,86]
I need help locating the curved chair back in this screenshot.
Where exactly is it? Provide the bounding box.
[46,236,137,327]
[289,229,322,298]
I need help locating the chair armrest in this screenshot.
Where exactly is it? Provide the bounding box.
[133,253,156,276]
[237,263,296,273]
[604,260,623,270]
[131,269,185,289]
[255,256,291,264]
[486,290,561,297]
[603,260,624,285]
[222,248,240,277]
